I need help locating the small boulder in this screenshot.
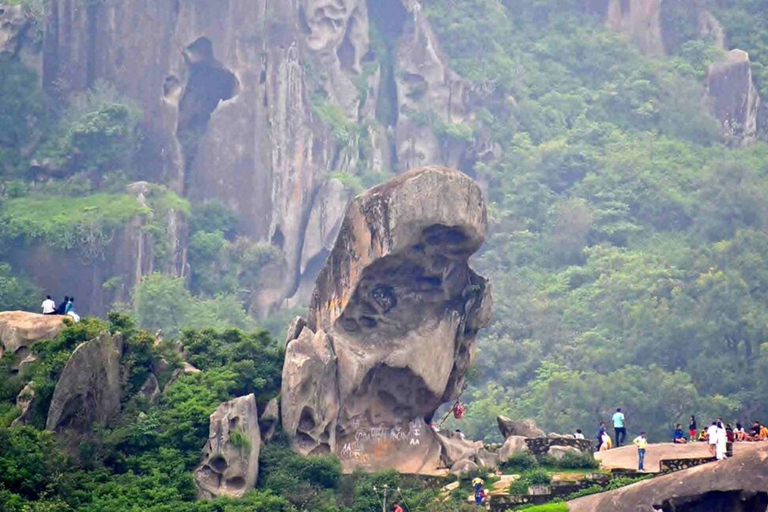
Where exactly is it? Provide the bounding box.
[499,435,529,461]
[194,394,261,499]
[138,374,160,406]
[548,445,582,460]
[497,415,545,439]
[11,381,36,426]
[475,447,500,468]
[46,331,124,433]
[450,458,479,477]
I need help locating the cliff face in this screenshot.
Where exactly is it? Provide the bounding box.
[32,0,471,315]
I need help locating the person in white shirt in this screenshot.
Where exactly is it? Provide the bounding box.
[706,421,719,457]
[715,420,727,460]
[41,295,56,315]
[574,429,585,439]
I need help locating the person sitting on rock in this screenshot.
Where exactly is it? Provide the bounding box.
[749,421,761,441]
[54,296,69,315]
[760,423,768,441]
[574,428,585,439]
[673,424,687,444]
[65,296,74,314]
[41,295,56,315]
[698,428,708,442]
[734,422,747,441]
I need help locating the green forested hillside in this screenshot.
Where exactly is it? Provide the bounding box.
[420,0,768,441]
[3,0,768,508]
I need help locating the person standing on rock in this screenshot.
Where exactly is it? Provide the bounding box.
[41,295,56,315]
[707,421,719,457]
[612,408,626,447]
[689,415,697,442]
[597,421,607,451]
[716,420,728,460]
[633,431,647,471]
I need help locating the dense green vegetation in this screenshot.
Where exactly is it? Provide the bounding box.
[3,0,768,509]
[415,0,768,442]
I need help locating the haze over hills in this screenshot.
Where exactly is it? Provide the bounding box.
[2,0,768,510]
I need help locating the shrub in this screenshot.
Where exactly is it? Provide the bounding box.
[503,452,539,472]
[556,451,600,470]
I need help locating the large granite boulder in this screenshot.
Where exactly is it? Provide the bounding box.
[281,166,492,474]
[499,435,529,461]
[0,312,66,367]
[705,49,768,147]
[10,381,36,426]
[497,415,545,439]
[194,394,261,500]
[570,444,768,511]
[46,331,124,433]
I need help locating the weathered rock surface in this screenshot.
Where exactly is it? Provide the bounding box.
[499,435,529,461]
[138,374,160,406]
[706,49,768,146]
[449,458,479,477]
[194,394,261,500]
[258,397,280,443]
[46,331,124,433]
[569,444,768,512]
[0,312,65,367]
[497,415,545,439]
[281,167,492,474]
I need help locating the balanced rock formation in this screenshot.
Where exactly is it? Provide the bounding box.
[194,394,261,500]
[281,166,492,474]
[569,444,768,512]
[11,381,36,426]
[0,312,66,368]
[46,331,124,433]
[706,49,768,147]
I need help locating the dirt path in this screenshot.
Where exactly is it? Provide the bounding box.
[595,441,763,473]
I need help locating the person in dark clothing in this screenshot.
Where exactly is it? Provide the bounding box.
[54,296,69,315]
[689,415,697,442]
[597,421,607,451]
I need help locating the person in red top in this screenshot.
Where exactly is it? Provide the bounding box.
[393,504,404,512]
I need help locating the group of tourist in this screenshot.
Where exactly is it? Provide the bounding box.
[680,415,768,445]
[41,295,80,322]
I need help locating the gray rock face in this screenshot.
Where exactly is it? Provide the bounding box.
[281,167,492,474]
[258,397,280,443]
[194,394,261,499]
[449,458,479,477]
[706,49,768,147]
[569,444,768,512]
[497,415,545,439]
[46,331,124,433]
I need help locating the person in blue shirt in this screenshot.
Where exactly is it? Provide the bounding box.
[673,424,687,444]
[612,408,626,446]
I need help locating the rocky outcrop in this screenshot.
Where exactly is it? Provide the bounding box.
[395,2,471,172]
[497,416,545,439]
[281,167,492,474]
[0,312,65,368]
[11,381,36,426]
[0,4,41,70]
[581,0,664,56]
[194,394,261,500]
[258,397,280,443]
[569,444,768,512]
[705,49,768,147]
[46,331,124,433]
